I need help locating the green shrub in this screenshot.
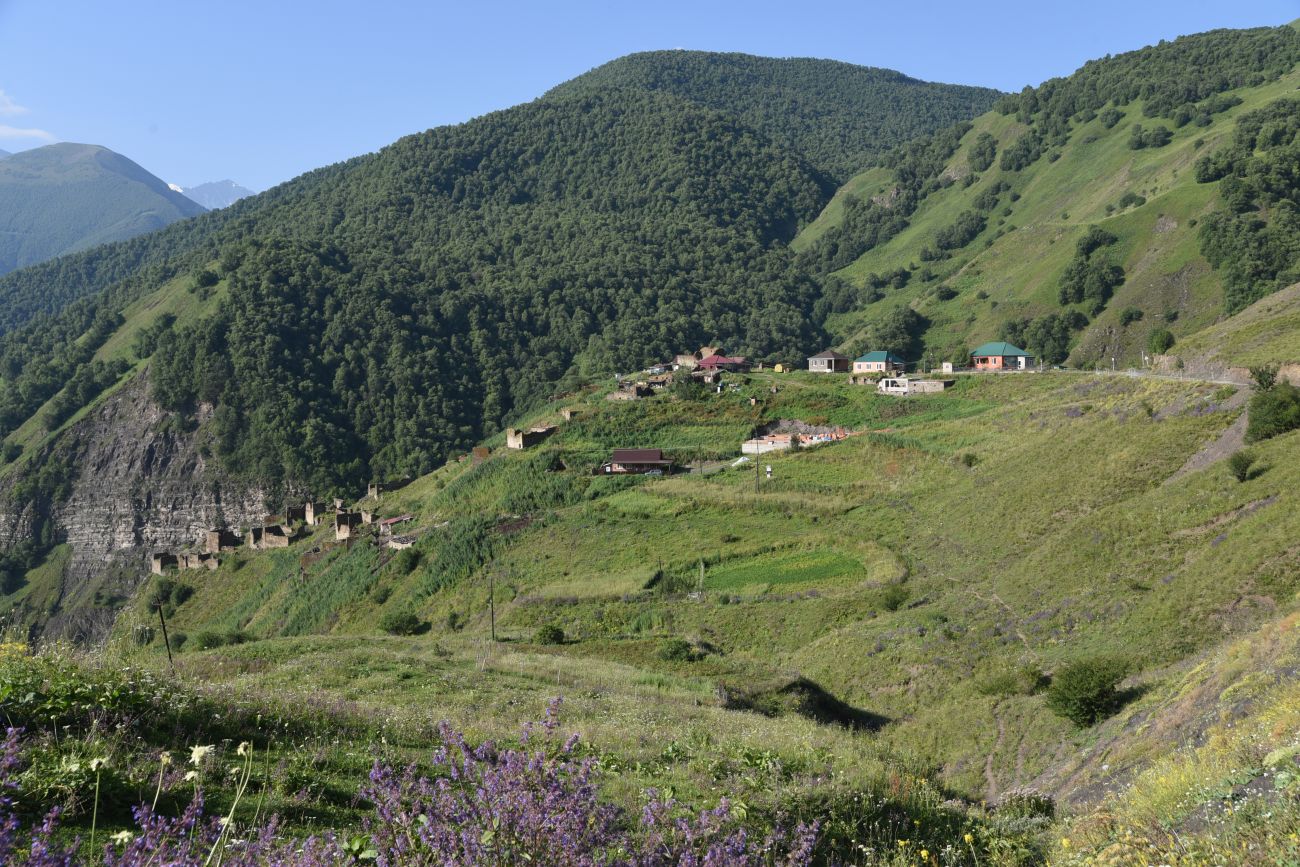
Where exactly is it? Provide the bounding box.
[880,584,909,612]
[380,610,423,636]
[534,623,566,645]
[393,548,422,574]
[1246,383,1300,443]
[1250,363,1280,391]
[1118,307,1144,326]
[1227,451,1256,482]
[1148,329,1175,354]
[190,631,227,651]
[658,638,695,662]
[1045,657,1130,726]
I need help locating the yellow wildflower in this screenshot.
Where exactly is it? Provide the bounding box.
[189,744,214,766]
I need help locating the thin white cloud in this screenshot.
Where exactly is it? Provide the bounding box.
[0,124,55,142]
[0,89,29,117]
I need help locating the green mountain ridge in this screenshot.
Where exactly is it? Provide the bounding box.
[0,55,1002,497]
[0,142,206,276]
[547,50,1004,181]
[794,24,1300,369]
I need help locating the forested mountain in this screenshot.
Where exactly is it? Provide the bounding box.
[0,143,206,276]
[179,179,255,209]
[548,51,1003,181]
[0,89,838,494]
[793,24,1300,366]
[0,148,10,159]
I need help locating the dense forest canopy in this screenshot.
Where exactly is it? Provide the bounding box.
[1,89,837,494]
[547,51,1003,182]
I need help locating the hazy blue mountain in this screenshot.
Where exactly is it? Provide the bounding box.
[0,142,206,275]
[178,179,255,209]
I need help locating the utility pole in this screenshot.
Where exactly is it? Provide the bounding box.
[489,569,497,643]
[755,452,761,493]
[156,603,175,672]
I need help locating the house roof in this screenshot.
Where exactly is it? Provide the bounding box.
[809,350,850,360]
[970,341,1030,357]
[378,514,414,526]
[698,354,747,367]
[611,448,669,463]
[855,351,904,363]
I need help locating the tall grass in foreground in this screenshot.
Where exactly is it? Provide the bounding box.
[0,701,819,866]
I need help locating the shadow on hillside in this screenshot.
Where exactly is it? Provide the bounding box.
[718,677,888,732]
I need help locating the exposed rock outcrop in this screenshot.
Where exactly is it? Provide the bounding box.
[0,371,278,643]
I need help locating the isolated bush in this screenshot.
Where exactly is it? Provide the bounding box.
[1227,450,1256,482]
[189,631,227,651]
[1046,656,1130,726]
[1246,383,1300,442]
[381,610,423,636]
[534,623,566,645]
[1118,306,1144,326]
[1148,328,1175,354]
[393,547,422,573]
[1250,363,1280,391]
[658,638,695,662]
[880,584,910,612]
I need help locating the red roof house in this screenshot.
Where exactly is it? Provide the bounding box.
[697,354,751,372]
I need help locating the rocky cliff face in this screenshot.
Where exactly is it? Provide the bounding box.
[0,370,277,643]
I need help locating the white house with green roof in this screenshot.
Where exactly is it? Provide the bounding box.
[970,341,1034,371]
[852,350,905,374]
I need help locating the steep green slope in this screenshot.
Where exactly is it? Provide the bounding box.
[0,89,838,494]
[794,25,1300,368]
[548,51,1003,181]
[0,143,206,276]
[1170,281,1300,370]
[116,368,1300,811]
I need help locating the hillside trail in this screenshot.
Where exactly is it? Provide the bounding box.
[1164,387,1251,485]
[984,707,1007,803]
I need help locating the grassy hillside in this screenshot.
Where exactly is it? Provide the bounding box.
[0,143,205,276]
[795,26,1300,369]
[88,368,1294,805]
[1171,281,1300,370]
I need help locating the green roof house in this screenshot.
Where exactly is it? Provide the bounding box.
[853,351,906,374]
[970,341,1034,371]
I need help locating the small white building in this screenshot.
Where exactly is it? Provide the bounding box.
[877,378,954,396]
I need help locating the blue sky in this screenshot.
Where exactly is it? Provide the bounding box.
[1,0,1297,191]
